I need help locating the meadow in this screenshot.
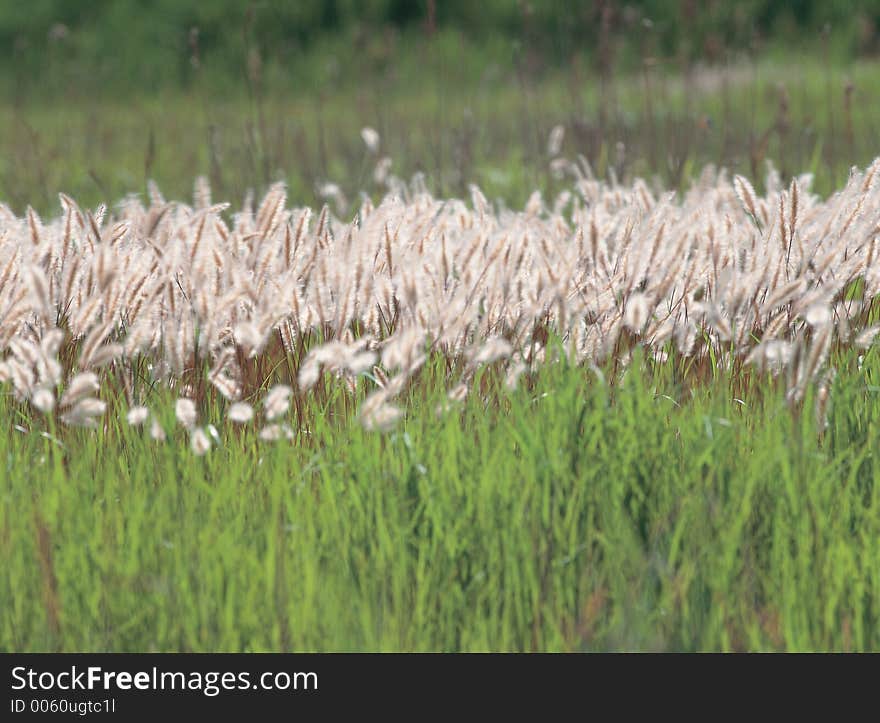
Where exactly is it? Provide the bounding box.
[3,135,880,650]
[4,6,880,651]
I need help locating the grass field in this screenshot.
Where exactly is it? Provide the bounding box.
[4,346,880,652]
[4,23,880,652]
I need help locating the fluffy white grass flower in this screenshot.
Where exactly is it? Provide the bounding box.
[360,403,403,432]
[472,337,512,365]
[150,417,166,442]
[624,293,650,332]
[60,372,99,408]
[318,182,342,200]
[805,304,832,328]
[228,402,254,424]
[84,344,123,369]
[264,385,292,421]
[298,342,377,390]
[61,398,106,428]
[297,357,321,391]
[733,174,759,219]
[258,423,294,441]
[259,424,281,441]
[40,329,64,358]
[652,349,669,364]
[373,156,392,184]
[856,325,880,349]
[505,361,527,390]
[24,265,52,320]
[1,358,34,401]
[190,427,211,456]
[126,406,149,426]
[233,321,267,357]
[40,358,63,388]
[72,398,106,417]
[361,127,380,153]
[747,339,794,373]
[381,327,426,373]
[547,125,565,156]
[210,372,241,401]
[31,388,55,414]
[347,350,378,376]
[448,383,469,402]
[764,341,793,365]
[372,372,407,398]
[175,398,197,428]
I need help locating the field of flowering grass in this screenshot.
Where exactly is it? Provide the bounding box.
[4,51,880,650]
[2,149,880,650]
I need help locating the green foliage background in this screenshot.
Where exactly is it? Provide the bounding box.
[4,0,880,95]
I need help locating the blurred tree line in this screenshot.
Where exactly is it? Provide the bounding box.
[3,0,880,95]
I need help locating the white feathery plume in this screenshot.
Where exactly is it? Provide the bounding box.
[31,387,55,414]
[126,406,149,426]
[264,385,292,421]
[228,402,254,424]
[175,398,197,428]
[190,427,211,456]
[361,127,380,154]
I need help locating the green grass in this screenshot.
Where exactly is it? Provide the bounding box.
[4,54,880,216]
[4,345,880,652]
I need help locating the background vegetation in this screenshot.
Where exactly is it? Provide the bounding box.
[4,0,880,94]
[3,1,880,215]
